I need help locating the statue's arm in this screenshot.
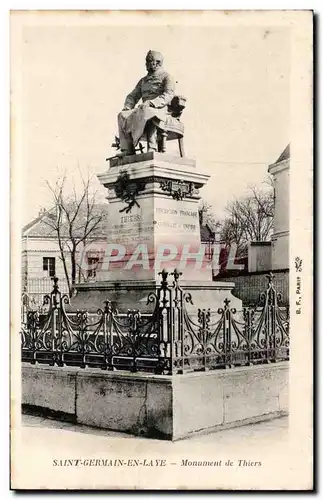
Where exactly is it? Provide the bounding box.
[123,79,142,110]
[149,74,175,109]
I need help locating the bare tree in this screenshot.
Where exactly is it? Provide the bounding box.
[43,173,107,296]
[219,185,274,254]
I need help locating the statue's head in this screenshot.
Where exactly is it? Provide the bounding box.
[146,50,163,74]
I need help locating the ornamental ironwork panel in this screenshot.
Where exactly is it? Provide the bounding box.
[176,273,289,373]
[20,272,289,375]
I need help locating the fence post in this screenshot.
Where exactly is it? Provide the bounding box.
[50,277,61,366]
[103,300,113,371]
[171,269,183,374]
[266,272,274,363]
[243,308,253,366]
[158,269,174,374]
[223,298,232,368]
[197,308,209,372]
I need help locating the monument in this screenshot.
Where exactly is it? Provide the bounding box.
[72,51,241,313]
[21,50,290,443]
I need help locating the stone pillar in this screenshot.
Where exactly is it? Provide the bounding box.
[97,152,210,282]
[248,241,272,272]
[268,150,290,270]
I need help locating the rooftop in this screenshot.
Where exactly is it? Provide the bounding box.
[275,144,290,164]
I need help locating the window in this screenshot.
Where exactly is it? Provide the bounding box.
[43,257,56,277]
[87,257,100,279]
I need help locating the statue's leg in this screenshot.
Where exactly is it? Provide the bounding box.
[145,120,158,152]
[117,112,135,155]
[160,131,167,153]
[178,137,185,157]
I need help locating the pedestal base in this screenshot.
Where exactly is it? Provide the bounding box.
[71,279,242,312]
[22,362,288,441]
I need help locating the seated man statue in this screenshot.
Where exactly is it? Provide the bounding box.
[117,50,175,156]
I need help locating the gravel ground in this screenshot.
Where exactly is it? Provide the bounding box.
[11,413,311,491]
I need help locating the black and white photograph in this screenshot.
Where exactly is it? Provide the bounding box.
[10,10,313,490]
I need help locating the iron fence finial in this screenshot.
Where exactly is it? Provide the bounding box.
[171,268,182,283]
[52,276,59,291]
[103,300,113,314]
[50,276,61,309]
[159,269,169,287]
[223,297,231,308]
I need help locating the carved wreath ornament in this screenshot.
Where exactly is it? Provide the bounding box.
[114,171,145,213]
[159,179,199,201]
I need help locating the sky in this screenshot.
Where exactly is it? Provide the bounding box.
[13,13,290,226]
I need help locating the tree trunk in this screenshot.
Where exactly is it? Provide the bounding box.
[71,248,77,292]
[57,239,71,297]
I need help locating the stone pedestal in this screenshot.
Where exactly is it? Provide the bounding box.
[96,152,210,282]
[72,152,242,312]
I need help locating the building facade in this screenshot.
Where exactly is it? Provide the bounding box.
[22,212,75,307]
[216,145,290,306]
[268,144,290,270]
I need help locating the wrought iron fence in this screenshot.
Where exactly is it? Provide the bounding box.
[20,271,289,374]
[22,277,70,310]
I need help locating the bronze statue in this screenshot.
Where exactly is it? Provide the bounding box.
[117,50,175,156]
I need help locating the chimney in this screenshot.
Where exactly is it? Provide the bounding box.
[38,207,46,217]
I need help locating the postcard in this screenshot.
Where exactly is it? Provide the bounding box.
[10,10,313,490]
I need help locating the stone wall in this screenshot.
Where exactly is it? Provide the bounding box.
[218,269,289,306]
[22,362,289,441]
